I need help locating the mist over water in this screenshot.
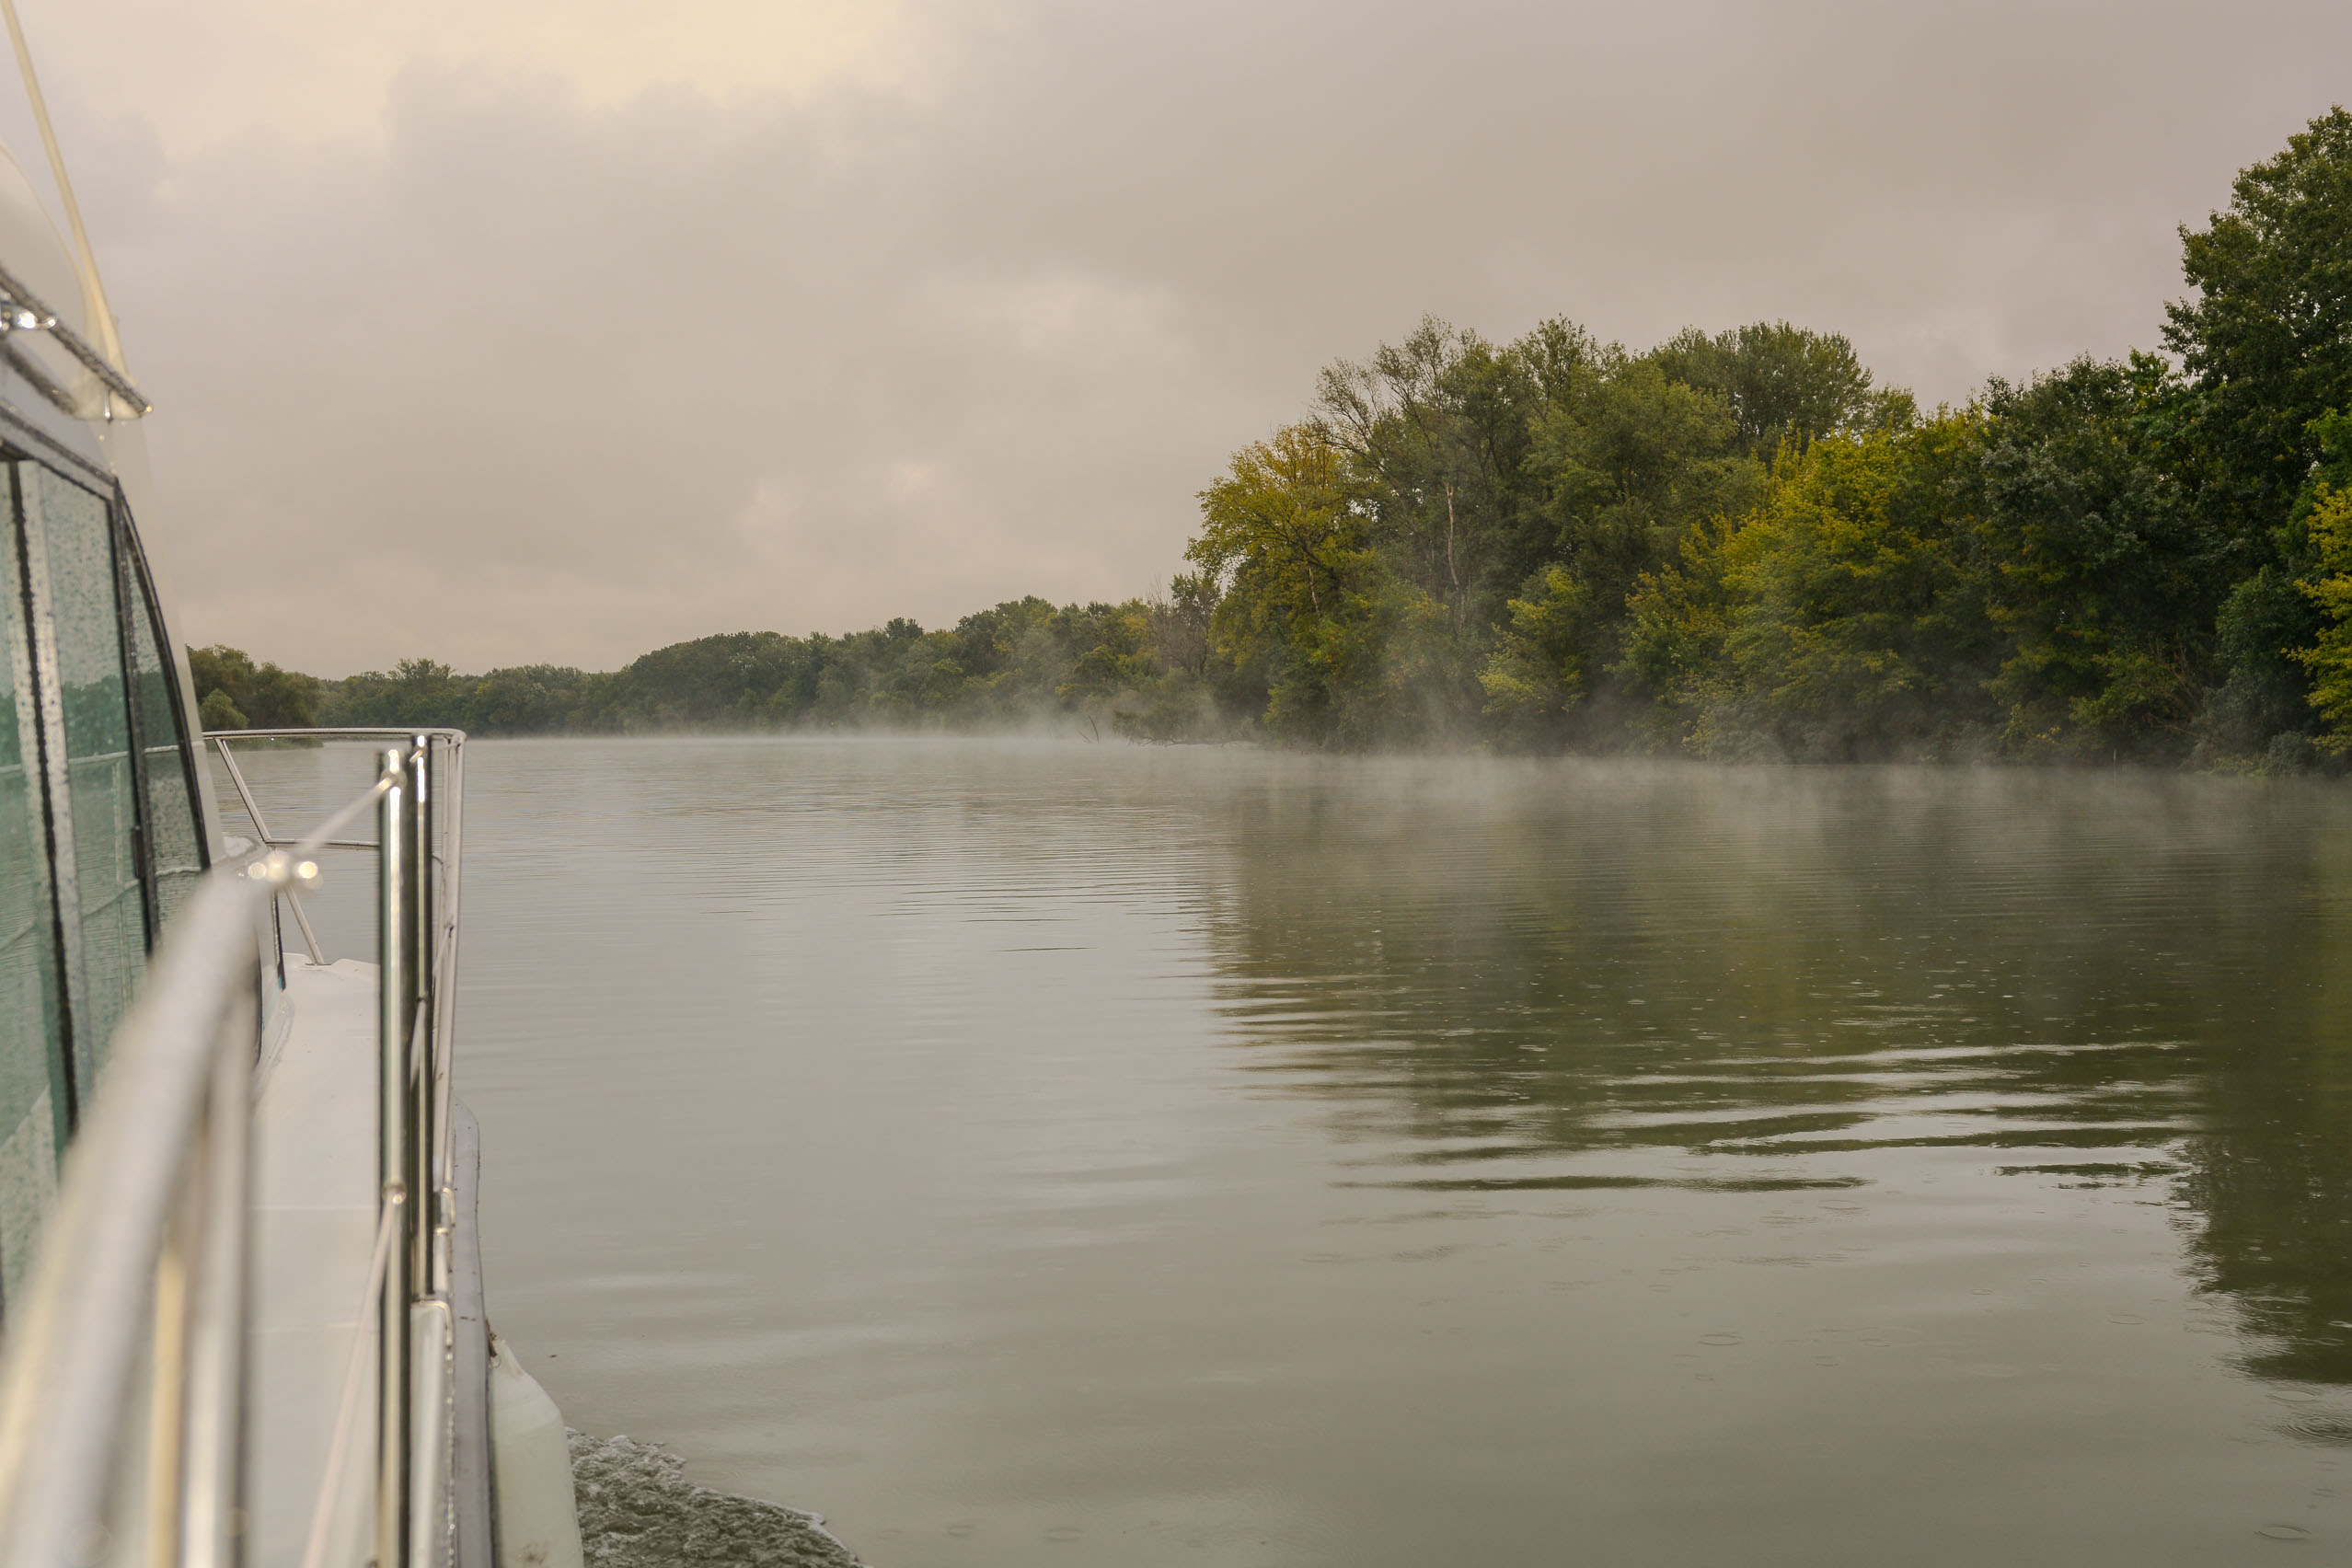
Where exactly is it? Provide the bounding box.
[220,740,2352,1563]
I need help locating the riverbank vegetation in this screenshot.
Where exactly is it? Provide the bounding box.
[195,110,2352,768]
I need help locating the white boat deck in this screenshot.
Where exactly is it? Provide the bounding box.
[249,958,382,1568]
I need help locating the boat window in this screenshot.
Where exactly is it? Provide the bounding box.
[27,465,148,1092]
[123,540,205,928]
[0,467,67,1309]
[0,454,217,1312]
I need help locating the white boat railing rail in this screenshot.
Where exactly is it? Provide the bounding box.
[0,728,467,1568]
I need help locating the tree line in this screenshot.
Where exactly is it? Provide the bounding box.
[196,110,2352,767]
[189,597,1183,739]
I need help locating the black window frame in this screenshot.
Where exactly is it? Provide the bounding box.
[0,439,211,1138]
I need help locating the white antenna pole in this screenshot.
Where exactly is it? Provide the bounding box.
[0,0,128,378]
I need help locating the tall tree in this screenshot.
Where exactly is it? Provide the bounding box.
[1314,317,1542,643]
[1967,355,2218,754]
[2164,108,2352,551]
[1519,354,1761,704]
[1649,322,1886,457]
[1188,423,1399,740]
[1620,420,1992,759]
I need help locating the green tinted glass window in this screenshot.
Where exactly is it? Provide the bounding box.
[124,553,204,928]
[29,466,145,1091]
[0,470,66,1309]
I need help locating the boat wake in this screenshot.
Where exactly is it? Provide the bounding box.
[569,1431,862,1568]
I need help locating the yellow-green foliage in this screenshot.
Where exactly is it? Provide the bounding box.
[1189,423,1428,744]
[1478,565,1586,728]
[1724,428,1968,717]
[1618,420,1987,757]
[1618,518,1738,745]
[1188,424,1364,628]
[2295,485,2352,750]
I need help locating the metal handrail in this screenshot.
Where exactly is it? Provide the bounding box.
[0,256,149,416]
[0,867,260,1568]
[212,729,466,969]
[0,727,468,1568]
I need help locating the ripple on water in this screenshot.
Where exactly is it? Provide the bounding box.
[2283,1409,2352,1445]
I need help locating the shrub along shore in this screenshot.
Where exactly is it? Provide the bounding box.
[200,111,2352,772]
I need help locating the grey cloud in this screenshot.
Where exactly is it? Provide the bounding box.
[57,0,2352,673]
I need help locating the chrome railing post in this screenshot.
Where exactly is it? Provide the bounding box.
[142,1193,192,1568]
[376,748,410,1568]
[180,983,253,1568]
[408,738,432,1288]
[430,738,464,1243]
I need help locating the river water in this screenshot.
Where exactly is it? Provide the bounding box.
[224,738,2352,1564]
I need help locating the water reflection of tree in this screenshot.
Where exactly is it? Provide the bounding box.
[1193,762,2352,1379]
[2172,883,2352,1387]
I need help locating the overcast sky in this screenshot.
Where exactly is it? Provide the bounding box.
[9,0,2349,674]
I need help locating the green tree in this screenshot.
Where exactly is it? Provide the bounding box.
[1477,564,1589,739]
[1967,355,2217,755]
[331,659,469,727]
[1627,421,1992,758]
[1517,354,1763,719]
[1617,516,1743,748]
[2165,108,2352,550]
[1316,319,1544,641]
[1145,573,1218,678]
[1648,321,1890,457]
[2293,484,2352,749]
[197,687,246,731]
[1188,423,1410,742]
[188,644,322,728]
[464,665,601,733]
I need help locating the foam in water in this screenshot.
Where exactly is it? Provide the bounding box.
[569,1431,861,1568]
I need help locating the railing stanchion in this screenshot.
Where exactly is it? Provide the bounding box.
[181,980,253,1568]
[143,1220,190,1568]
[376,747,410,1568]
[431,739,464,1225]
[281,885,326,968]
[408,738,432,1288]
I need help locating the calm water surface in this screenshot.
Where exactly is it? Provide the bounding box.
[227,738,2352,1564]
